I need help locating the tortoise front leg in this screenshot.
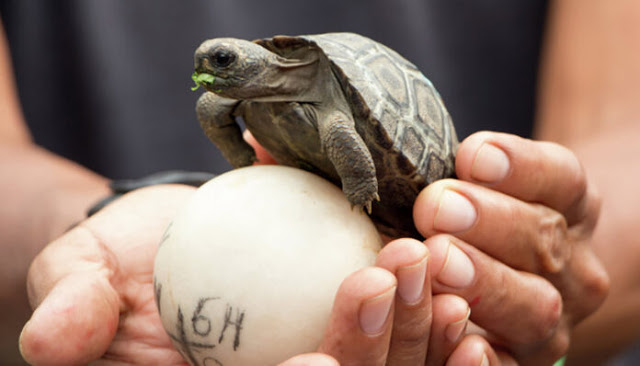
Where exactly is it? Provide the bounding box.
[319,110,379,212]
[196,92,256,167]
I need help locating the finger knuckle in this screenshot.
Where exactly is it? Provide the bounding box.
[578,260,611,318]
[535,207,570,274]
[530,285,564,344]
[517,329,570,366]
[547,328,571,363]
[390,314,432,355]
[588,267,611,303]
[392,334,431,360]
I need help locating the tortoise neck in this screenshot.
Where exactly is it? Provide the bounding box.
[237,48,334,103]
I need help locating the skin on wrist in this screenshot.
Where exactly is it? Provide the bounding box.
[19,146,110,244]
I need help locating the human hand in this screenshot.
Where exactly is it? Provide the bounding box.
[19,183,496,366]
[282,238,503,366]
[411,131,609,365]
[19,185,196,365]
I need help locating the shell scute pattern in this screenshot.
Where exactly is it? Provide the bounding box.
[303,33,457,237]
[307,33,456,182]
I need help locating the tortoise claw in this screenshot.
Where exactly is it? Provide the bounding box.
[365,201,373,215]
[344,178,379,214]
[350,196,378,214]
[364,193,380,214]
[349,200,373,214]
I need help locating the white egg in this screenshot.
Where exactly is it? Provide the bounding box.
[153,165,382,366]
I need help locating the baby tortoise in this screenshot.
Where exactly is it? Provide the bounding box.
[193,32,458,238]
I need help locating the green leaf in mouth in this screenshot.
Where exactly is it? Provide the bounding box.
[191,72,215,91]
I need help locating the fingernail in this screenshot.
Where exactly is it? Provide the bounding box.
[471,143,510,183]
[480,353,490,366]
[437,242,475,288]
[397,257,427,305]
[433,190,477,233]
[445,307,471,343]
[359,287,396,335]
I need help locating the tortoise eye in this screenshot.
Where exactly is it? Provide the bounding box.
[211,49,236,68]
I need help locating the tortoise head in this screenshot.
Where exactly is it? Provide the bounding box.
[194,38,320,101]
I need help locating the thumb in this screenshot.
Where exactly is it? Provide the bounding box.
[19,228,120,365]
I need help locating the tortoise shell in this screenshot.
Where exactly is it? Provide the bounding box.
[251,33,458,237]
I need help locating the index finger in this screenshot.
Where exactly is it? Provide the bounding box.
[455,131,599,227]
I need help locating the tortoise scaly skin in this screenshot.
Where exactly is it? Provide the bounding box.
[194,32,458,238]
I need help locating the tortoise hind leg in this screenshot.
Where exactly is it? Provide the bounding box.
[318,110,379,212]
[196,92,256,167]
